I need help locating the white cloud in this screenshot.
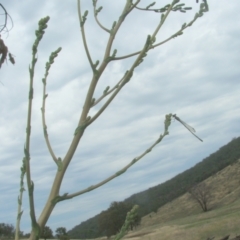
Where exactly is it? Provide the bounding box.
[0,0,240,234]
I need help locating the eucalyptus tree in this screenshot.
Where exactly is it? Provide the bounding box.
[15,1,209,240]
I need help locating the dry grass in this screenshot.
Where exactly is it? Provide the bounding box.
[110,159,240,240]
[121,198,240,240]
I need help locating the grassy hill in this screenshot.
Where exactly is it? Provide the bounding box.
[139,158,240,228]
[68,137,240,239]
[95,158,240,240]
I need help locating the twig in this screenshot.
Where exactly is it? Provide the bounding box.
[52,114,172,202]
[0,3,14,34]
[41,48,62,166]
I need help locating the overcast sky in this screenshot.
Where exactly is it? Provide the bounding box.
[0,0,240,235]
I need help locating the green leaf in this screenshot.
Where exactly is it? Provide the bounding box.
[103,86,110,94]
[182,23,187,29]
[146,2,156,9]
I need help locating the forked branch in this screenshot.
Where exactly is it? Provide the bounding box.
[91,75,125,107]
[113,0,209,61]
[88,34,153,125]
[52,114,173,203]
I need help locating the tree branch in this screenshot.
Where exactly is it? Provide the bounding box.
[92,0,110,33]
[91,75,125,107]
[77,0,94,70]
[25,16,51,238]
[41,48,62,166]
[0,3,13,34]
[62,0,145,166]
[52,114,173,202]
[113,0,209,61]
[88,34,154,126]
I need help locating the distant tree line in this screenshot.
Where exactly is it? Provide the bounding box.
[0,223,70,240]
[124,136,240,216]
[68,201,141,239]
[98,201,141,238]
[0,223,19,239]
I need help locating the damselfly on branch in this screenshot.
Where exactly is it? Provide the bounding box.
[172,114,203,142]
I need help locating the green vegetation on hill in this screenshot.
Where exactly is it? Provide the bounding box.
[68,136,240,239]
[125,136,240,215]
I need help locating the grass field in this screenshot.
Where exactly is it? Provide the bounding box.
[109,160,240,240]
[122,198,240,240]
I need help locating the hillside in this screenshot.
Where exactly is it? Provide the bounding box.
[68,136,240,239]
[133,158,240,230]
[120,158,240,240]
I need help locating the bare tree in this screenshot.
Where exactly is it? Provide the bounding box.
[189,182,212,212]
[0,4,13,34]
[14,1,209,240]
[0,4,15,69]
